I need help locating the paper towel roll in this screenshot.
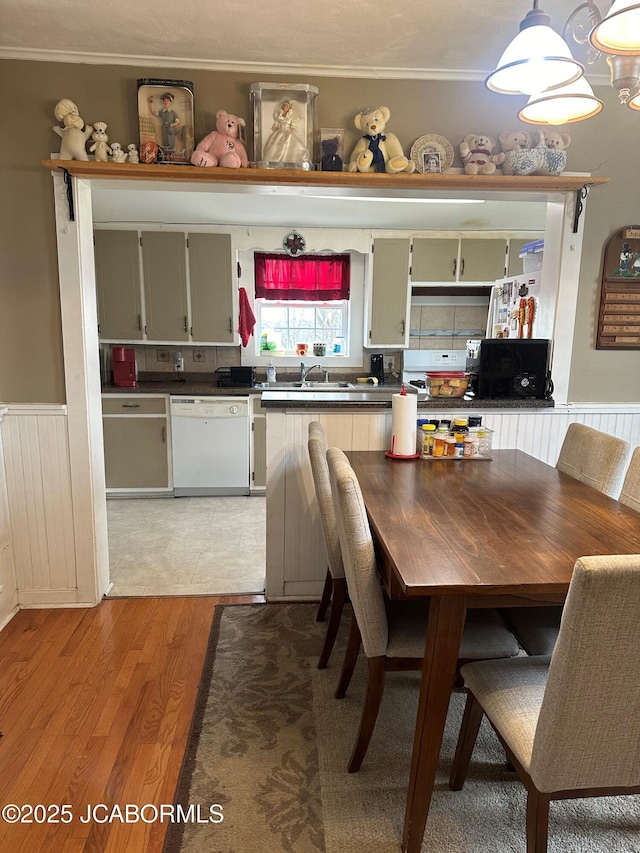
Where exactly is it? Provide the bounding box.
[390,391,417,456]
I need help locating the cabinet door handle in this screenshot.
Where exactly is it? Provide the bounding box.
[183,315,188,332]
[137,314,142,331]
[452,258,457,277]
[122,403,141,408]
[161,426,166,444]
[400,320,405,335]
[460,257,465,277]
[228,317,233,333]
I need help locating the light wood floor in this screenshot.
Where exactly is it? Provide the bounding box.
[0,594,264,852]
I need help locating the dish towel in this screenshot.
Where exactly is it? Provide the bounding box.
[238,287,256,347]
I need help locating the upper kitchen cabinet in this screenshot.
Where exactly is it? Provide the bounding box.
[368,238,411,347]
[141,231,189,341]
[95,230,143,340]
[188,233,235,344]
[411,237,507,284]
[95,228,238,345]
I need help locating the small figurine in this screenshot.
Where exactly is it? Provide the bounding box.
[321,136,343,172]
[126,144,139,163]
[110,142,127,163]
[52,98,93,161]
[263,99,310,165]
[89,121,112,162]
[620,242,632,273]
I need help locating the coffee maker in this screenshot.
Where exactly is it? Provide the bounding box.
[112,346,137,387]
[370,353,385,385]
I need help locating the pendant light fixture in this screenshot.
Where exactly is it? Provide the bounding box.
[589,1,640,54]
[485,1,584,95]
[519,76,604,124]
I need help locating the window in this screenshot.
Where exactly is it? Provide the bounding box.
[254,252,350,356]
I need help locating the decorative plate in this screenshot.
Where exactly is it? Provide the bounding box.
[410,134,454,174]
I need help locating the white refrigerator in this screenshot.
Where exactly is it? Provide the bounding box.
[486,271,554,340]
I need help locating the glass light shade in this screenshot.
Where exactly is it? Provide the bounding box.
[486,24,584,95]
[628,89,640,109]
[519,77,604,124]
[589,1,640,55]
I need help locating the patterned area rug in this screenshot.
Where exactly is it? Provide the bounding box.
[164,603,640,853]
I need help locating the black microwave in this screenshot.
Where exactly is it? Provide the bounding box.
[478,339,552,400]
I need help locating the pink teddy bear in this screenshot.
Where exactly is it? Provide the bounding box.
[191,110,249,168]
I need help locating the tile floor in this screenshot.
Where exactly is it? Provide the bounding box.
[106,495,266,597]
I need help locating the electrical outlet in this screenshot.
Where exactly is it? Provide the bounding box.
[385,357,395,371]
[156,350,170,363]
[192,349,206,362]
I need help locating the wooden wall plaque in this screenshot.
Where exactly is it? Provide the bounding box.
[596,225,640,349]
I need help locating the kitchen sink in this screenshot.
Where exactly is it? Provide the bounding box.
[256,381,353,390]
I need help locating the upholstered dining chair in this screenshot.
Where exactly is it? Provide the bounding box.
[619,445,640,513]
[450,554,640,853]
[502,423,631,656]
[326,447,520,773]
[308,421,347,669]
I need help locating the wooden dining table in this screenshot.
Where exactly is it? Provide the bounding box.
[346,449,640,853]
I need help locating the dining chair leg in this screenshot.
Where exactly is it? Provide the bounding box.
[348,655,386,773]
[316,568,333,622]
[526,788,550,853]
[317,576,347,670]
[335,613,361,699]
[449,691,484,791]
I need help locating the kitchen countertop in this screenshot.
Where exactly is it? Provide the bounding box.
[101,380,554,408]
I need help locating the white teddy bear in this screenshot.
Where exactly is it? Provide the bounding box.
[499,129,544,176]
[126,144,139,163]
[460,134,505,175]
[348,107,415,174]
[535,129,571,176]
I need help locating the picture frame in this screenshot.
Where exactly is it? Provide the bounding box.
[250,82,318,170]
[320,127,345,172]
[422,151,441,174]
[137,78,194,165]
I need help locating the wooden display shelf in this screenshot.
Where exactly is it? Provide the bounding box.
[42,159,608,194]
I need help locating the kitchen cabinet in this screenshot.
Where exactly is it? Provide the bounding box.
[188,233,235,343]
[368,238,411,347]
[94,230,143,340]
[251,395,266,492]
[102,395,171,492]
[95,229,237,345]
[141,232,189,341]
[411,237,507,284]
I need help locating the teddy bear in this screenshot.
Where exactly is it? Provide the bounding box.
[348,107,415,174]
[321,136,343,171]
[52,98,93,161]
[499,129,545,176]
[126,144,139,163]
[89,121,112,162]
[110,142,127,163]
[191,110,249,168]
[460,134,505,175]
[535,129,571,176]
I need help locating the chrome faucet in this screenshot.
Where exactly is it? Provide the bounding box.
[300,362,328,383]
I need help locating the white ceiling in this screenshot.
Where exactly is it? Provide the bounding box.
[6,0,596,231]
[0,0,608,80]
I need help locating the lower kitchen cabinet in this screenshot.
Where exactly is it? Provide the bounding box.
[251,395,266,492]
[102,396,171,492]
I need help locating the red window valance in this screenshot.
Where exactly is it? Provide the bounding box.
[254,253,350,301]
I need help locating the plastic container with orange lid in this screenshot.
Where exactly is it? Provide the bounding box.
[424,372,469,399]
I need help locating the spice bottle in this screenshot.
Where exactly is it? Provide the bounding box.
[421,423,436,457]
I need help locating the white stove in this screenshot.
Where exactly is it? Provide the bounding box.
[402,349,468,389]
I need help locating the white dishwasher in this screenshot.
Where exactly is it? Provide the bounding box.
[170,396,250,496]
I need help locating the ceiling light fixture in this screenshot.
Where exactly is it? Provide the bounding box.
[488,1,640,122]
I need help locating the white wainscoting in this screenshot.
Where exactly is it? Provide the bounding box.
[1,406,79,606]
[265,405,640,599]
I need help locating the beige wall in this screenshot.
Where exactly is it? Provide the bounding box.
[1,58,638,403]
